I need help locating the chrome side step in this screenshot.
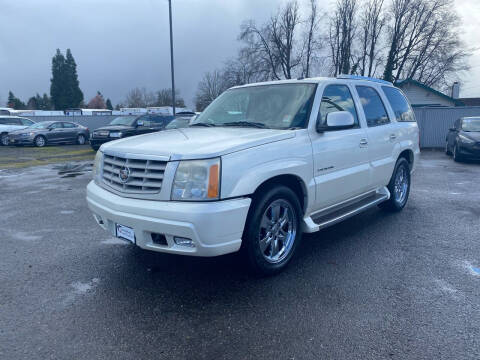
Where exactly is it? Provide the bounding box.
[302,187,390,233]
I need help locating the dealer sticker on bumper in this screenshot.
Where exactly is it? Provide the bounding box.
[116,224,135,244]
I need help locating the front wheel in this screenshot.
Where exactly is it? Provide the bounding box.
[445,140,452,155]
[242,185,302,275]
[380,158,411,212]
[453,144,463,162]
[34,135,46,147]
[0,133,9,146]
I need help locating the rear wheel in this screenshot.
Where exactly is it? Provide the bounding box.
[34,135,46,147]
[380,158,411,212]
[0,133,9,146]
[242,185,302,275]
[77,134,86,145]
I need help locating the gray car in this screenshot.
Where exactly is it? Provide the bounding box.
[9,121,90,147]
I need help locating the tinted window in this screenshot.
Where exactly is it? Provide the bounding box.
[20,118,34,126]
[356,86,390,127]
[318,84,358,126]
[382,87,415,122]
[0,118,21,125]
[50,122,63,129]
[62,122,76,128]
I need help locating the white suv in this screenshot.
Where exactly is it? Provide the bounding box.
[87,76,419,275]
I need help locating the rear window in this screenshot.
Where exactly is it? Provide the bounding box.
[382,86,416,122]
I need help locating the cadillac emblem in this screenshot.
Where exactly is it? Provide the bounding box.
[119,166,130,183]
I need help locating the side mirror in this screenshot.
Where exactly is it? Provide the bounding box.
[449,127,456,131]
[48,127,54,131]
[317,111,355,132]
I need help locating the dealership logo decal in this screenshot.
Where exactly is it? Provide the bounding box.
[119,166,130,183]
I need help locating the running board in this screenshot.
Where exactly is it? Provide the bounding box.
[302,187,390,233]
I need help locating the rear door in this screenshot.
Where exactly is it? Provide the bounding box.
[354,85,396,188]
[61,122,78,141]
[310,83,371,210]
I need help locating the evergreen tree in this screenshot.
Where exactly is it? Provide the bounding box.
[7,91,26,109]
[106,98,113,110]
[50,49,83,110]
[27,95,39,109]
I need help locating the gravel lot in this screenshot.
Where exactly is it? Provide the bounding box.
[1,151,479,359]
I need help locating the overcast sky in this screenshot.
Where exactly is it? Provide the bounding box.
[1,0,479,108]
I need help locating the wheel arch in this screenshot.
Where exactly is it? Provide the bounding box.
[250,174,308,215]
[398,149,414,169]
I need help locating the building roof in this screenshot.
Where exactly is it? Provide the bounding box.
[458,98,480,106]
[395,79,464,106]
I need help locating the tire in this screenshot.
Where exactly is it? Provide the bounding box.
[380,158,411,212]
[0,133,9,146]
[445,140,452,155]
[453,143,463,162]
[241,185,302,276]
[77,134,86,145]
[91,145,100,151]
[34,135,46,147]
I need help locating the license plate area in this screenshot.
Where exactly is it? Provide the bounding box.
[115,223,135,244]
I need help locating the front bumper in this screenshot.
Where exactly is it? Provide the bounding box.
[86,181,251,256]
[9,135,34,145]
[457,142,480,159]
[90,137,113,148]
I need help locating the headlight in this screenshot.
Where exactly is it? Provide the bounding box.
[459,134,474,144]
[92,151,104,183]
[109,132,122,138]
[171,158,220,201]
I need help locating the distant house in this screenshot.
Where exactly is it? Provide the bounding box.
[395,79,463,107]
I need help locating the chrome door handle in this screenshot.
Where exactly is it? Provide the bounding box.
[359,138,368,146]
[389,134,397,140]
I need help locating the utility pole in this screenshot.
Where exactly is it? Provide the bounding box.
[168,0,176,116]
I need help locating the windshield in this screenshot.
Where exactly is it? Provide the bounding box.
[192,83,317,129]
[462,118,480,132]
[30,122,51,129]
[109,116,137,126]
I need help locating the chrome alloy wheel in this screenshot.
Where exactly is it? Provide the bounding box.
[258,199,297,264]
[393,165,408,204]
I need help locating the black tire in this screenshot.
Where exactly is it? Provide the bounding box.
[453,143,463,162]
[91,145,100,151]
[77,134,86,145]
[0,133,9,146]
[241,185,302,276]
[445,140,452,156]
[34,135,46,147]
[380,158,411,212]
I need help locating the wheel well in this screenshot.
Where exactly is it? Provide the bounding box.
[252,175,307,214]
[398,149,414,169]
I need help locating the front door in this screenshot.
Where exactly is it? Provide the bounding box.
[311,83,371,210]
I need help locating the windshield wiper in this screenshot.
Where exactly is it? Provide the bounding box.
[222,121,267,129]
[190,122,216,127]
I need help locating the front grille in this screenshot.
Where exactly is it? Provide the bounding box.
[101,154,166,194]
[94,130,109,137]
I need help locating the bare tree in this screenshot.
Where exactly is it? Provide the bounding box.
[302,0,323,77]
[156,88,185,107]
[195,70,232,111]
[124,87,155,108]
[358,0,386,77]
[329,0,358,76]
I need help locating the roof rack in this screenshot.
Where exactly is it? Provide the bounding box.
[336,74,393,85]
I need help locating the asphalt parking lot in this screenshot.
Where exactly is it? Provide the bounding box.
[1,151,479,359]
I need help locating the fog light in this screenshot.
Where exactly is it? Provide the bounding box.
[174,236,195,247]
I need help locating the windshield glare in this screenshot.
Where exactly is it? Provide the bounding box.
[462,118,480,132]
[110,116,137,126]
[30,122,51,129]
[192,83,317,129]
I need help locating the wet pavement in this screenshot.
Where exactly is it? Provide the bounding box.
[1,151,479,359]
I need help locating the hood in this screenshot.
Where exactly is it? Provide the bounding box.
[100,127,296,160]
[1,125,28,133]
[9,126,35,134]
[460,131,480,142]
[94,125,134,131]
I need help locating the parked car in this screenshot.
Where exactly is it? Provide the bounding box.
[445,116,480,161]
[89,114,174,151]
[165,116,194,130]
[87,76,419,275]
[0,116,36,146]
[9,121,89,147]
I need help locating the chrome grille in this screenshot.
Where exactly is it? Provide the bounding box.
[102,154,166,194]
